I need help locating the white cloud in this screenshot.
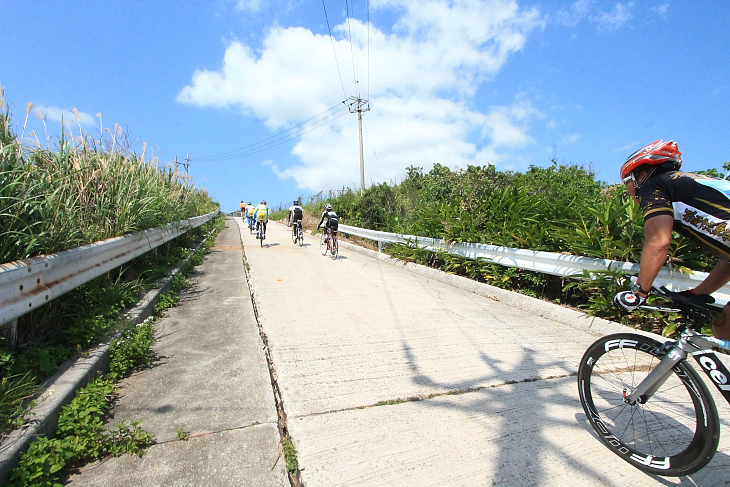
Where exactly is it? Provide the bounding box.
[593,2,634,32]
[233,0,261,13]
[178,0,544,192]
[33,105,97,134]
[555,1,634,32]
[652,2,669,17]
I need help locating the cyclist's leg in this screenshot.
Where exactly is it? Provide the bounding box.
[712,304,730,340]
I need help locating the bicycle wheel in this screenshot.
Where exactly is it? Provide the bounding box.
[320,233,327,256]
[330,234,338,259]
[298,226,304,247]
[578,333,719,476]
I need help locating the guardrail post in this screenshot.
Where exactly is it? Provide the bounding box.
[378,241,383,253]
[10,319,18,350]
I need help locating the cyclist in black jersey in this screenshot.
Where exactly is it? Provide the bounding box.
[615,139,730,340]
[289,200,303,227]
[317,204,338,240]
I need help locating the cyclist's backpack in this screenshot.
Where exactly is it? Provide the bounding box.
[328,211,339,231]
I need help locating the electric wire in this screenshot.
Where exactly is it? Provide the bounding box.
[195,102,348,162]
[345,0,360,96]
[367,0,370,101]
[362,118,384,181]
[322,0,348,99]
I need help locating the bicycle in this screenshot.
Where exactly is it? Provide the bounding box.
[292,220,303,247]
[255,221,266,247]
[578,285,730,476]
[319,229,338,259]
[248,217,255,235]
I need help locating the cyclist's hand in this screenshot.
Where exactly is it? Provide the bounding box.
[676,289,715,305]
[614,291,645,311]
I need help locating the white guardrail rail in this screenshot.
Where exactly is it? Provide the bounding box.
[0,210,219,327]
[338,224,730,306]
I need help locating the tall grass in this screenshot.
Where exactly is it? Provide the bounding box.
[0,90,217,263]
[0,91,220,437]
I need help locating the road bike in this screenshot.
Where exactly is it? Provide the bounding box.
[248,217,255,235]
[292,220,303,247]
[319,230,338,259]
[578,286,730,476]
[255,221,266,247]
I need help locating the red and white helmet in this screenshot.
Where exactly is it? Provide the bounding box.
[620,139,682,181]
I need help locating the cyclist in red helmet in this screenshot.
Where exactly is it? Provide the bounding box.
[616,139,730,340]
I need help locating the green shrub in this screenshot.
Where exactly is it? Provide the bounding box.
[7,378,152,486]
[108,318,155,381]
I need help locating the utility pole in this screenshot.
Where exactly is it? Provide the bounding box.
[183,153,193,177]
[347,92,370,195]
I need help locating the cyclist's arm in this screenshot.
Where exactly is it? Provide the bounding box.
[694,260,730,295]
[636,214,673,294]
[317,212,326,228]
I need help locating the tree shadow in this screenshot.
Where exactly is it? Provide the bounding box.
[396,336,728,485]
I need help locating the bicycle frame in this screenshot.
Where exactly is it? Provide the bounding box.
[625,326,730,406]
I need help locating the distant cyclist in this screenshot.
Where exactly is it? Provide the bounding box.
[254,200,269,240]
[246,202,256,227]
[290,200,304,233]
[240,201,246,218]
[317,204,338,241]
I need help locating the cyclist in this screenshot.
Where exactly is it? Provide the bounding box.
[254,200,269,240]
[290,200,304,237]
[317,203,338,241]
[615,139,730,340]
[287,200,300,227]
[240,201,246,218]
[246,202,256,228]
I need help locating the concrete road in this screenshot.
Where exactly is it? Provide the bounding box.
[65,218,289,487]
[242,219,730,487]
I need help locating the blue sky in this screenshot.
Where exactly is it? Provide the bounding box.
[2,1,729,213]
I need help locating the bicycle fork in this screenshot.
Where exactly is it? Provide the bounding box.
[623,339,687,405]
[624,331,730,405]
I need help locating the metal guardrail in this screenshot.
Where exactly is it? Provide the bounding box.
[0,211,219,327]
[338,224,730,306]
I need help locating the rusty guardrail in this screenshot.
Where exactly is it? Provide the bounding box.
[0,211,219,328]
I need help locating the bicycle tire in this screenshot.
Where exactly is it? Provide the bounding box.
[578,333,719,476]
[330,235,338,259]
[320,233,327,256]
[298,227,304,247]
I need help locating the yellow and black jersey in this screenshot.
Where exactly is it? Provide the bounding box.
[639,171,730,260]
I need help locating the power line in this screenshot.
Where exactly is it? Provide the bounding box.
[367,0,370,101]
[195,102,348,162]
[345,0,360,95]
[322,0,348,99]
